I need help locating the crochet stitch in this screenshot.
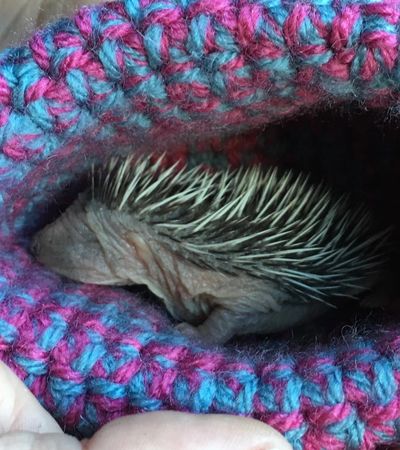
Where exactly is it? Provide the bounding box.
[1,0,400,449]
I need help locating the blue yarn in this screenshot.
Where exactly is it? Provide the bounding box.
[372,358,397,406]
[38,313,68,351]
[144,24,164,69]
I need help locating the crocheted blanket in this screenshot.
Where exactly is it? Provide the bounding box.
[1,1,400,448]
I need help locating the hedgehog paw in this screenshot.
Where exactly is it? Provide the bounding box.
[175,315,233,345]
[175,322,201,339]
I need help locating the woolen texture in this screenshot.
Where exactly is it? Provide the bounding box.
[1,0,400,448]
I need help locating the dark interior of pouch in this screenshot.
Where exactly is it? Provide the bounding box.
[3,0,400,448]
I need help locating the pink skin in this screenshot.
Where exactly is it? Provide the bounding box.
[31,195,331,345]
[0,360,292,450]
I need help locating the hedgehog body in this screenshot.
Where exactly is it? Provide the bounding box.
[31,154,390,344]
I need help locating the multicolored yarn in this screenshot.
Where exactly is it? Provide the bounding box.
[1,0,400,449]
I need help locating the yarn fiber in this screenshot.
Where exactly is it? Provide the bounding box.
[1,1,400,449]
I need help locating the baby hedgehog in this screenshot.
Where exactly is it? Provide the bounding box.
[31,154,390,344]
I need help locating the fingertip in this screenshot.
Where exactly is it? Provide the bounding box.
[0,431,82,450]
[202,414,293,450]
[0,361,61,434]
[82,411,293,450]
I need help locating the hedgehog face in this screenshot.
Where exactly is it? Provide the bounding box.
[31,195,127,285]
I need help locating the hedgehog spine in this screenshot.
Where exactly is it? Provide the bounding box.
[91,153,390,306]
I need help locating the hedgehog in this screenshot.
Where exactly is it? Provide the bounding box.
[31,154,391,344]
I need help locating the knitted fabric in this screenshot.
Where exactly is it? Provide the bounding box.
[1,1,400,449]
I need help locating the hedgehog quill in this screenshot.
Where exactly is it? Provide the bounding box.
[31,154,391,344]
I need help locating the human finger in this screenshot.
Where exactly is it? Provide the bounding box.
[84,411,292,450]
[0,361,61,434]
[0,431,82,450]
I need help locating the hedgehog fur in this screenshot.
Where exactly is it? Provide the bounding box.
[31,154,391,344]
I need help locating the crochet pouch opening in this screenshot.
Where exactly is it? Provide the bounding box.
[20,105,400,347]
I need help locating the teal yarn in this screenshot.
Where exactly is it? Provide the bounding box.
[1,1,400,449]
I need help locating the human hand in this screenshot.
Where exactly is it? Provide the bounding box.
[0,360,292,449]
